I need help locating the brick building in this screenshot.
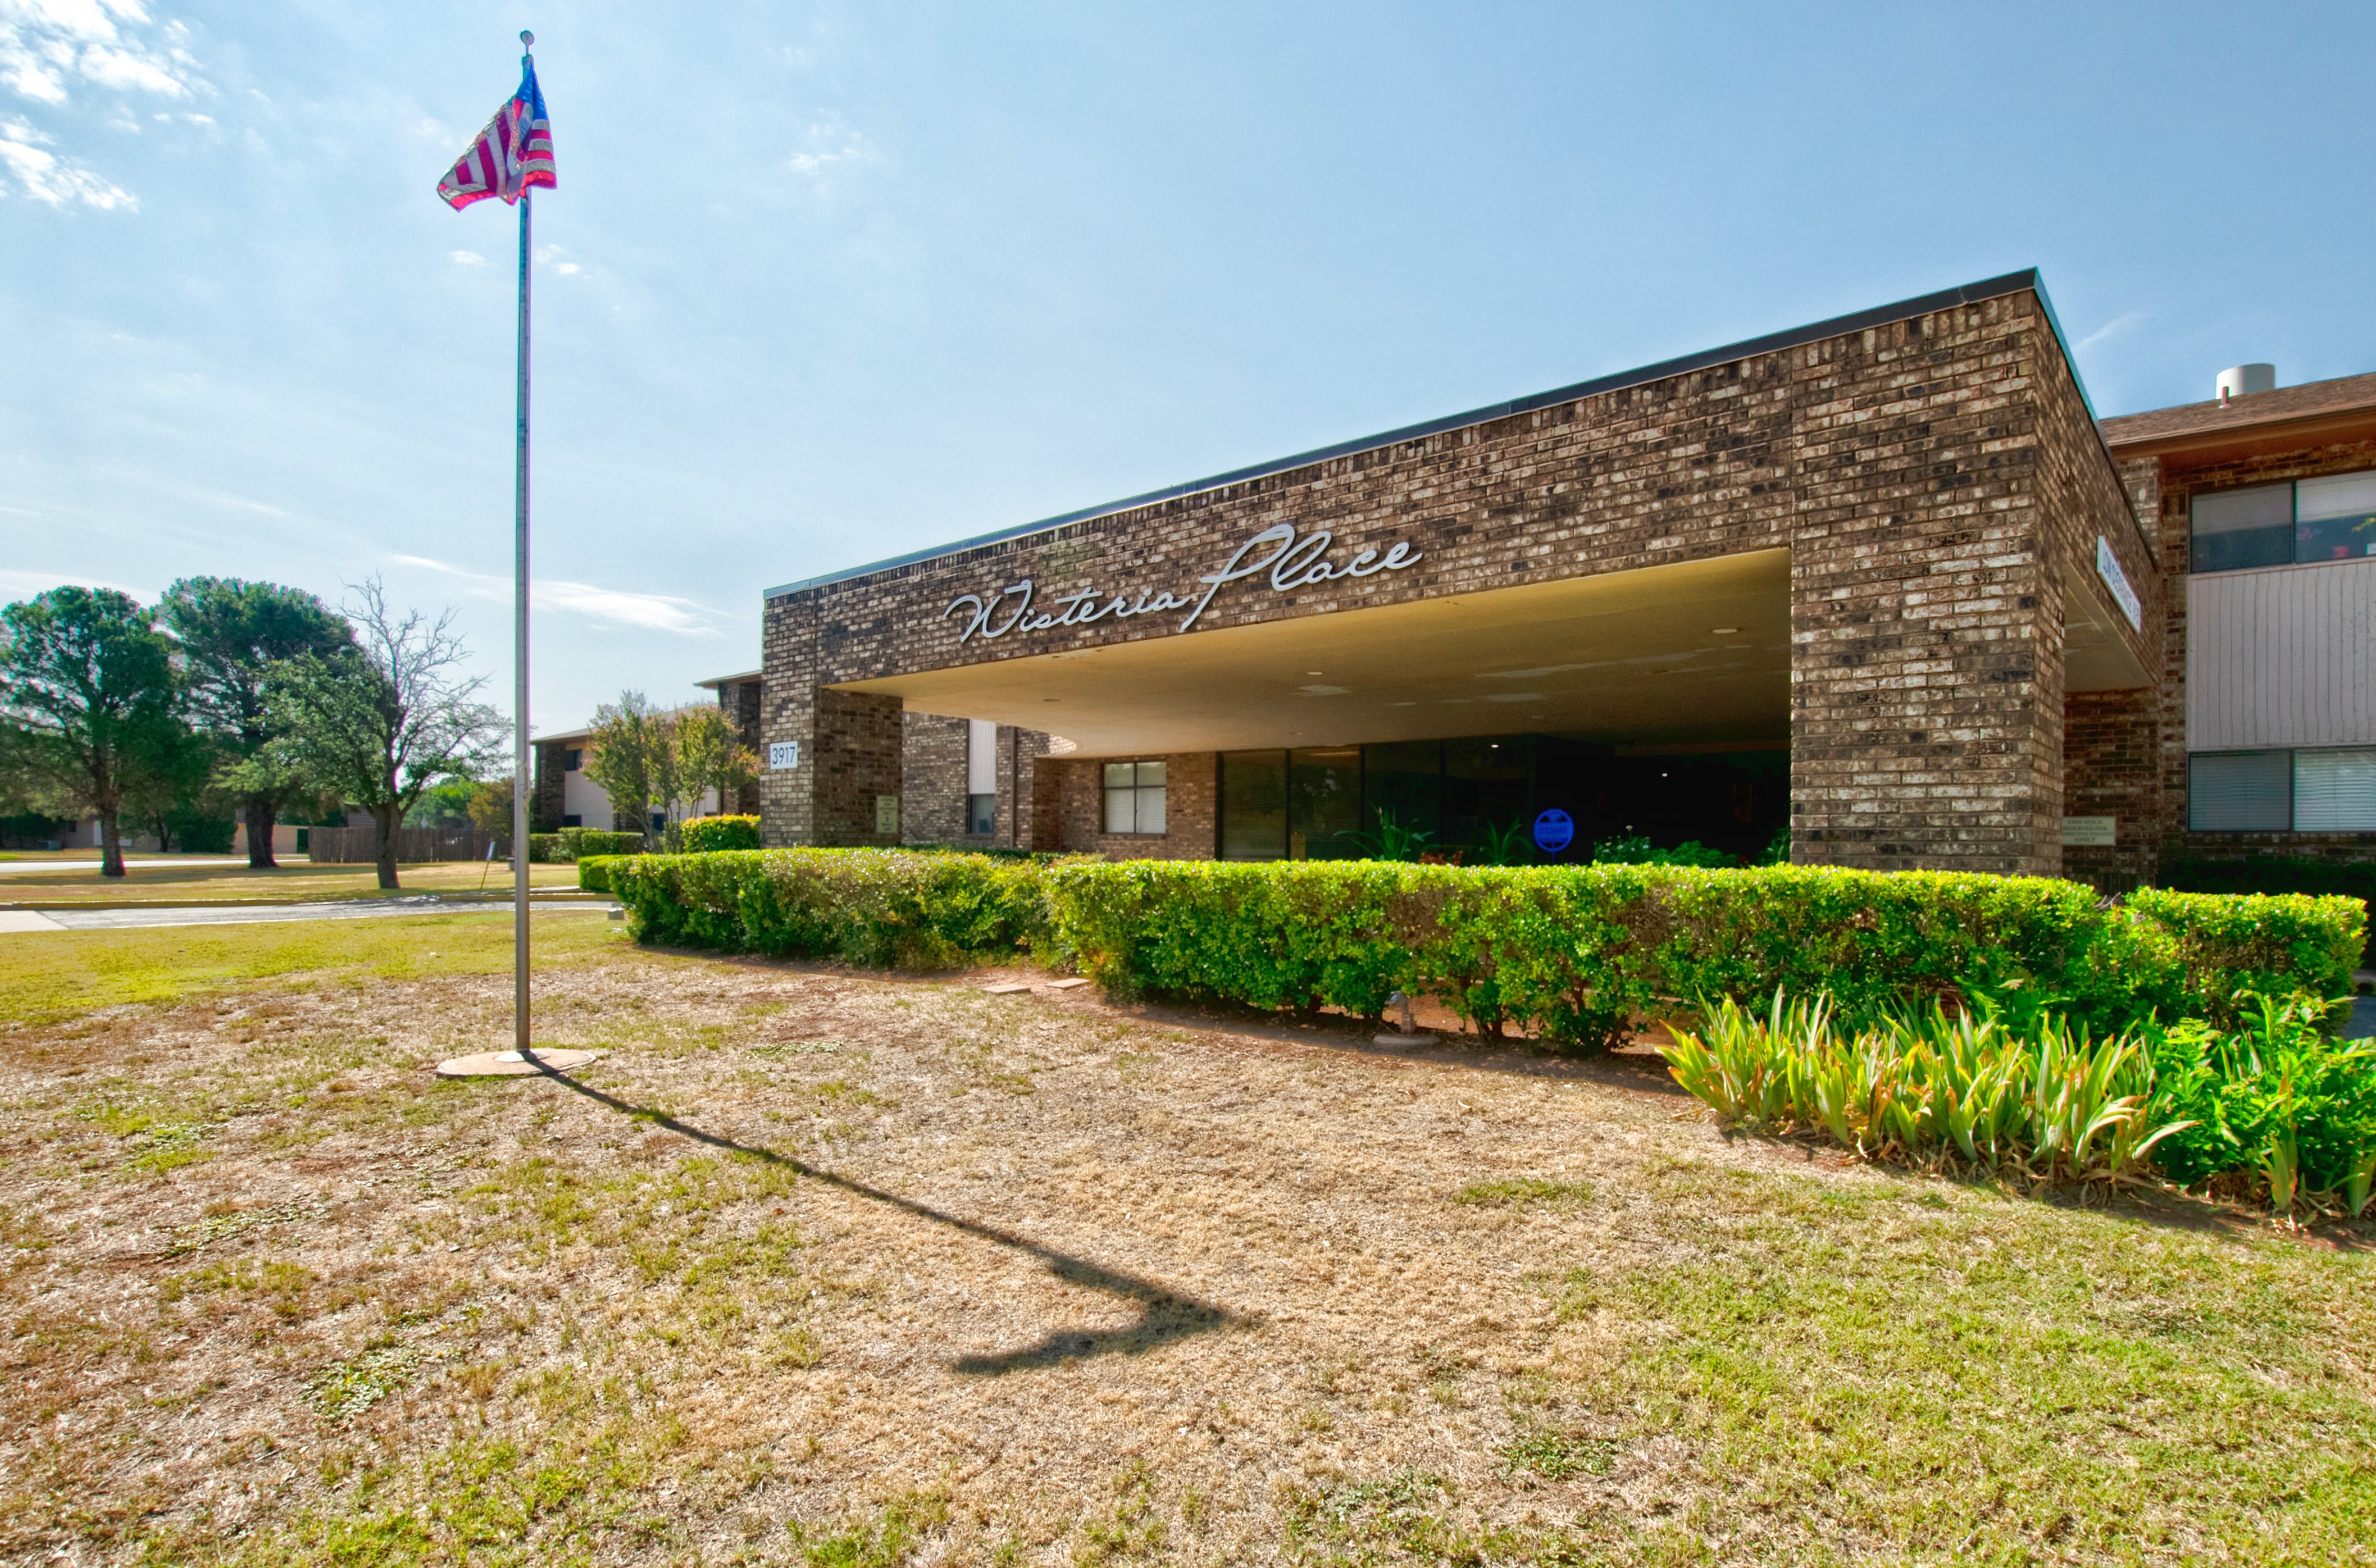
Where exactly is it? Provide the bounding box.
[749,271,2368,884]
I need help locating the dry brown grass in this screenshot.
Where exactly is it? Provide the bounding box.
[1,927,2371,1566]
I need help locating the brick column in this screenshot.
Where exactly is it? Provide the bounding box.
[759,598,817,846]
[1783,313,2066,877]
[813,689,904,845]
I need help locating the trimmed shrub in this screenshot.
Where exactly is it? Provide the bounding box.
[607,851,2363,1049]
[676,814,762,854]
[1048,861,2365,1049]
[608,849,1051,968]
[2163,855,2376,964]
[571,829,645,858]
[528,833,566,864]
[578,855,622,893]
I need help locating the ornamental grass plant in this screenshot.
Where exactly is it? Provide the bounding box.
[1659,994,2190,1185]
[1660,990,2376,1218]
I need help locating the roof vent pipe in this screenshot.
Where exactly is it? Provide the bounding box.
[2217,363,2275,403]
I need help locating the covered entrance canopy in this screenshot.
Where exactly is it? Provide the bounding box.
[841,550,1795,756]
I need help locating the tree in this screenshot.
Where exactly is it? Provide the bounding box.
[583,691,658,841]
[675,704,758,816]
[0,587,183,877]
[121,713,221,852]
[160,577,355,869]
[466,777,514,836]
[265,578,504,890]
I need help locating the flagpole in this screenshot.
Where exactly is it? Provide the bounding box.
[511,31,534,1062]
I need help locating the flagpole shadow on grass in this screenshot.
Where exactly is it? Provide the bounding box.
[527,1063,1241,1374]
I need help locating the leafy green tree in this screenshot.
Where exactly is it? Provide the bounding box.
[584,691,658,840]
[675,703,759,817]
[160,577,354,868]
[121,713,222,852]
[0,587,183,877]
[466,777,514,837]
[266,578,503,890]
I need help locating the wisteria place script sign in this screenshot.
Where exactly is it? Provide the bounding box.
[941,523,1422,645]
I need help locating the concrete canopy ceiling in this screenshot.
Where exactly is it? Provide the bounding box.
[840,550,1794,758]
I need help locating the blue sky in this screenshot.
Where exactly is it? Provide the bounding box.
[6,1,2374,735]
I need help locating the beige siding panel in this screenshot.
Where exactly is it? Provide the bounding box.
[2187,558,2376,750]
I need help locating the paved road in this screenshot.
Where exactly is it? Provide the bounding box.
[0,899,612,933]
[0,858,247,875]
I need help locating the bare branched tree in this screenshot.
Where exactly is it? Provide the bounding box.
[267,577,505,890]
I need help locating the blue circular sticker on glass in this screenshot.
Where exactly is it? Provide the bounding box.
[1532,808,1576,855]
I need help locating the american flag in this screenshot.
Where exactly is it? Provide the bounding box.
[436,61,554,210]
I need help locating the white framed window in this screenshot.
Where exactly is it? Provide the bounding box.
[2192,468,2376,572]
[1103,760,1167,835]
[966,719,997,835]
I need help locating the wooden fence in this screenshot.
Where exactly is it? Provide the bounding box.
[306,827,509,864]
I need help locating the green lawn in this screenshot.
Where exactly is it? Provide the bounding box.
[0,859,579,907]
[0,910,619,1023]
[0,920,2368,1565]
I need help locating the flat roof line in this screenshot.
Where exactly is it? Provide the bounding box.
[764,268,2050,600]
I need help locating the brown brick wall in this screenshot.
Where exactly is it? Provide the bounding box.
[763,285,2152,874]
[531,741,567,834]
[901,712,968,844]
[1046,753,1218,859]
[2060,688,2159,891]
[812,688,903,846]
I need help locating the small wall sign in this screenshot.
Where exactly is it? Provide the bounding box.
[875,794,900,837]
[768,741,800,771]
[2060,815,2116,847]
[1532,808,1576,855]
[2095,537,2142,632]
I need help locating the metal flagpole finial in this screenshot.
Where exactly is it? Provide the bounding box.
[521,29,535,49]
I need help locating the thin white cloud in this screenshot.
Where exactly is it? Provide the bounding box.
[2077,311,2147,353]
[0,566,158,604]
[450,248,485,266]
[788,113,873,180]
[534,242,582,277]
[0,0,205,107]
[0,115,131,206]
[394,554,727,637]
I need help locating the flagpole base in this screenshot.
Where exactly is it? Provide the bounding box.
[435,1047,600,1079]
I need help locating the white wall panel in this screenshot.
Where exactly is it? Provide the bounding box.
[2188,557,2376,750]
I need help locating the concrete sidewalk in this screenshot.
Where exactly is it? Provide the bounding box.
[0,899,614,933]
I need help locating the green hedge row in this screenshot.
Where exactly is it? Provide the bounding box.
[529,828,647,864]
[607,848,1049,968]
[1049,861,2363,1047]
[675,814,762,853]
[2164,855,2376,964]
[606,851,2364,1045]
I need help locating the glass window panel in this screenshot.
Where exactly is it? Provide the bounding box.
[1220,750,1287,860]
[2189,750,2292,831]
[2296,472,2376,563]
[1362,740,1442,847]
[2190,484,2293,573]
[1134,786,1166,835]
[967,719,998,795]
[1103,762,1134,790]
[1135,760,1166,788]
[967,793,995,835]
[1290,747,1363,859]
[2293,747,2376,832]
[1442,735,1532,851]
[1104,785,1135,835]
